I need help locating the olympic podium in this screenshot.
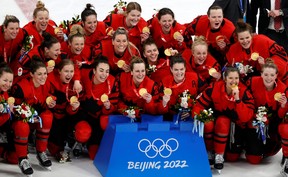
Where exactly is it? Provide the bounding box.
[93,114,212,177]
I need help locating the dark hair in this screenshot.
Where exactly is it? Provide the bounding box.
[158,8,174,20]
[92,55,109,69]
[126,2,142,14]
[235,19,253,35]
[58,59,74,71]
[170,55,186,68]
[81,3,97,22]
[30,55,47,74]
[223,66,240,79]
[33,1,49,18]
[142,37,157,52]
[0,62,13,77]
[40,32,59,50]
[261,58,278,74]
[2,15,19,27]
[68,24,85,43]
[130,56,145,71]
[207,5,223,16]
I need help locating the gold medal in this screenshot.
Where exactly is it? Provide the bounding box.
[173,31,181,39]
[251,52,259,61]
[47,60,55,67]
[164,88,172,96]
[100,94,109,102]
[7,97,15,105]
[70,96,78,103]
[117,60,125,68]
[274,92,282,101]
[139,88,147,96]
[208,68,217,76]
[142,27,150,33]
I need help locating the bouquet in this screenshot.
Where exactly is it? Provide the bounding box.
[59,14,80,33]
[110,0,127,14]
[13,103,42,128]
[252,106,269,144]
[121,106,141,123]
[174,90,196,123]
[235,62,253,76]
[0,96,14,118]
[146,64,157,76]
[23,35,34,52]
[193,108,214,137]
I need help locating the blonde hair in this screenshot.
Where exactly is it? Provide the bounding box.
[33,1,49,18]
[192,35,208,51]
[68,24,85,42]
[126,2,142,14]
[262,58,278,74]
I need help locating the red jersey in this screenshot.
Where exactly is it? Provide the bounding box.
[160,72,203,113]
[60,42,92,80]
[11,45,59,83]
[80,69,119,118]
[193,81,254,123]
[0,91,11,126]
[148,17,187,58]
[247,76,288,119]
[184,15,235,66]
[103,14,147,49]
[147,58,171,84]
[182,48,221,83]
[93,38,140,76]
[118,72,160,115]
[11,77,50,114]
[84,21,107,48]
[46,70,78,119]
[226,34,288,82]
[0,26,25,64]
[23,20,59,47]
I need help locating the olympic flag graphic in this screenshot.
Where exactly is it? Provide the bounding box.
[138,138,179,158]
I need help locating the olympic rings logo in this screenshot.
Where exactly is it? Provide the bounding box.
[138,138,179,159]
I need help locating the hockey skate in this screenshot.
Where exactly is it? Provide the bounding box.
[207,151,215,165]
[214,154,224,174]
[19,158,33,177]
[55,151,71,163]
[36,152,52,171]
[0,132,8,143]
[71,142,82,158]
[281,157,288,177]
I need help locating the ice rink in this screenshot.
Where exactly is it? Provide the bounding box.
[0,0,284,177]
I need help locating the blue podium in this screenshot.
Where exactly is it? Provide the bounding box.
[94,114,212,177]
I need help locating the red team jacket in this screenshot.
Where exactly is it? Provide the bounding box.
[118,72,161,115]
[103,14,148,49]
[80,69,119,119]
[84,21,107,48]
[46,70,78,119]
[60,42,92,81]
[226,34,288,82]
[23,20,59,47]
[182,49,221,87]
[93,38,140,76]
[148,16,187,58]
[147,58,171,84]
[184,15,235,65]
[160,72,203,114]
[11,77,50,114]
[193,81,254,123]
[247,77,288,120]
[0,26,25,64]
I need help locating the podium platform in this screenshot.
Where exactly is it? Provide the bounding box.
[94,114,212,177]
